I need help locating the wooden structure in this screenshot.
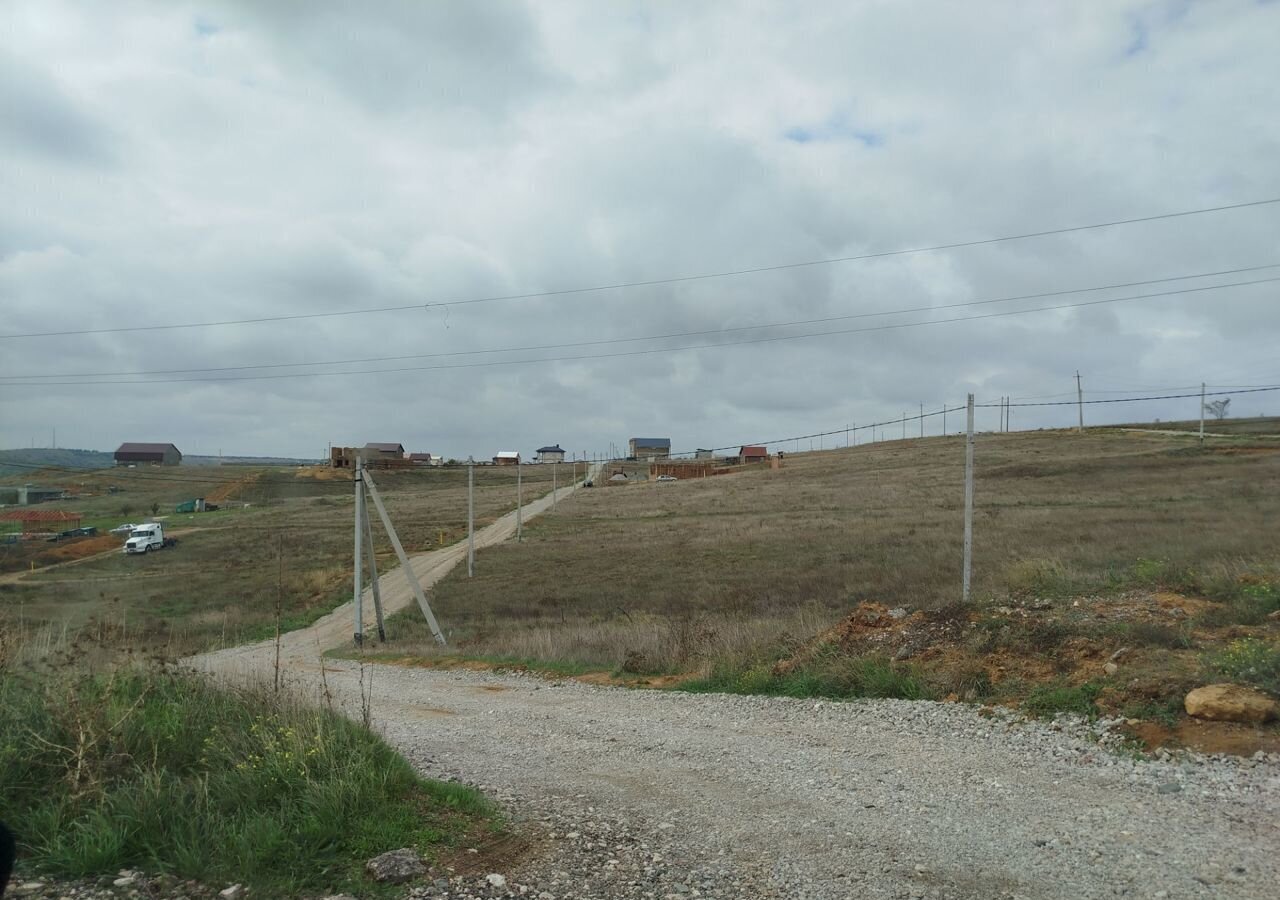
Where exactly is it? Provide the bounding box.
[1,509,82,535]
[493,451,520,466]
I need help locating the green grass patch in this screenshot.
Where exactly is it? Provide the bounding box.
[1120,697,1184,728]
[681,655,933,701]
[1205,638,1280,695]
[0,668,495,896]
[1022,680,1103,719]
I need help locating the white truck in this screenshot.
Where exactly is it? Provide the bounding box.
[122,523,175,554]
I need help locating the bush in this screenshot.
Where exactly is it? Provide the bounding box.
[1023,680,1102,719]
[683,655,933,701]
[0,668,493,894]
[1205,639,1280,695]
[1196,583,1280,628]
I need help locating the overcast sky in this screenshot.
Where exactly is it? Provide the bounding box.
[2,0,1279,460]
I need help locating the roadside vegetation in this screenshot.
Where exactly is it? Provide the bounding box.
[0,665,495,896]
[368,427,1280,752]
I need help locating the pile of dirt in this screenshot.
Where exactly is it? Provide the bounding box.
[768,595,1280,757]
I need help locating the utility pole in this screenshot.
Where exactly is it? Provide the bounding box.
[942,405,947,435]
[1076,371,1084,433]
[552,460,558,509]
[963,393,975,604]
[516,458,523,542]
[467,457,474,577]
[362,470,446,645]
[1005,398,1012,434]
[362,498,386,641]
[353,455,365,645]
[901,413,906,441]
[1199,382,1206,445]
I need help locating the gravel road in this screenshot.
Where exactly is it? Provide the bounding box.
[191,473,1280,900]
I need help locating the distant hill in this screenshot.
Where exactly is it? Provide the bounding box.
[0,448,114,477]
[186,455,321,467]
[0,447,321,478]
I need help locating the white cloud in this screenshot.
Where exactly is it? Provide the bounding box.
[3,0,1280,457]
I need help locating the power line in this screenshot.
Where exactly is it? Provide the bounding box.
[677,386,1280,457]
[8,275,1278,386]
[6,263,1275,381]
[4,196,1277,340]
[982,385,1280,408]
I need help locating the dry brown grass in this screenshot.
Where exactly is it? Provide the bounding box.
[0,463,568,659]
[378,428,1280,673]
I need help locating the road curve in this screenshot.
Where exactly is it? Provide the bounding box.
[189,469,1279,900]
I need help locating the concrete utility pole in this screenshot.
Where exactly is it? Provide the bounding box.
[467,457,475,577]
[516,458,523,542]
[942,405,947,435]
[963,393,975,604]
[363,470,446,645]
[1076,371,1085,433]
[362,498,386,641]
[1199,382,1206,445]
[552,460,558,509]
[353,455,365,645]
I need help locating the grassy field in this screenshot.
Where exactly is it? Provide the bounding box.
[0,463,568,660]
[0,666,496,896]
[368,427,1280,749]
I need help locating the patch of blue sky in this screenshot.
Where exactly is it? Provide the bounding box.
[783,113,884,147]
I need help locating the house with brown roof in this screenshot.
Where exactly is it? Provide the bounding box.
[114,443,182,466]
[363,442,405,460]
[738,445,769,464]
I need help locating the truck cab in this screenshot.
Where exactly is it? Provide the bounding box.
[123,523,164,554]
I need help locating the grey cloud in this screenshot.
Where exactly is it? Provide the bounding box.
[0,52,115,165]
[228,0,560,119]
[2,0,1280,458]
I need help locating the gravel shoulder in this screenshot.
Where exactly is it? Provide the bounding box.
[190,472,1280,900]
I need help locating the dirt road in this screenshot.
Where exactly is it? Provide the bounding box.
[191,470,1279,899]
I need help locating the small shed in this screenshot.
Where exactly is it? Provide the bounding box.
[739,445,769,464]
[493,451,520,466]
[536,445,566,464]
[408,453,433,466]
[115,443,182,466]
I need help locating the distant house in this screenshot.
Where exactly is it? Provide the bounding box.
[408,453,433,466]
[493,451,520,466]
[628,437,671,460]
[536,445,566,464]
[738,445,769,464]
[363,442,405,460]
[695,449,714,459]
[114,443,182,466]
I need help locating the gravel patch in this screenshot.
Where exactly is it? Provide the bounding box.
[315,662,1279,899]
